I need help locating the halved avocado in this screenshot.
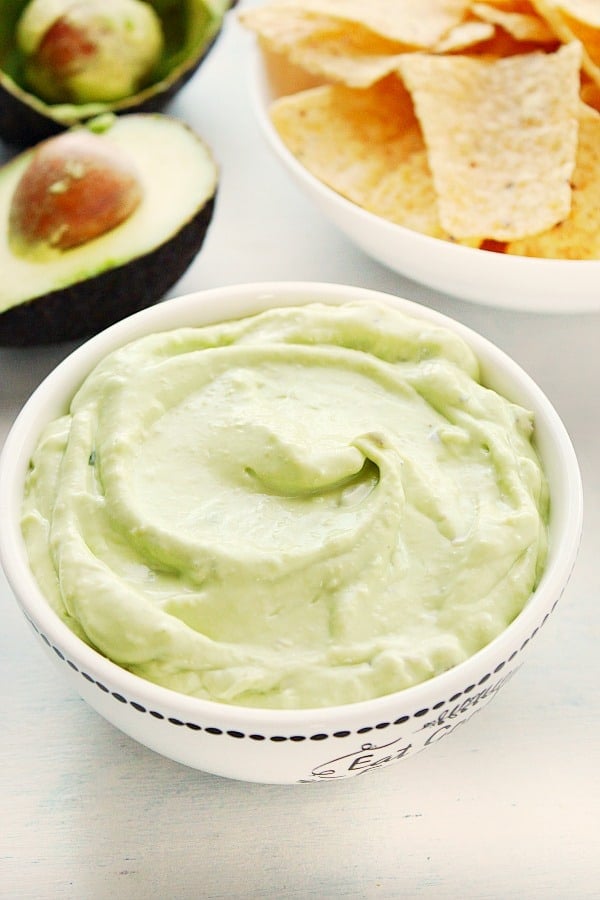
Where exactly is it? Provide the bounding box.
[0,113,218,345]
[0,0,232,148]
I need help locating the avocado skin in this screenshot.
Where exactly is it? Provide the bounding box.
[0,192,216,346]
[0,82,65,147]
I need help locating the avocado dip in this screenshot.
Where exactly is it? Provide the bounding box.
[21,301,549,709]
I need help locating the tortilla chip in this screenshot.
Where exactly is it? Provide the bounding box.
[397,42,582,240]
[557,2,600,64]
[553,0,600,28]
[434,19,496,51]
[269,77,480,243]
[470,2,556,41]
[506,106,600,257]
[254,0,472,47]
[531,0,600,83]
[462,28,559,56]
[581,77,600,111]
[470,0,539,7]
[240,4,419,87]
[273,29,413,88]
[239,5,341,49]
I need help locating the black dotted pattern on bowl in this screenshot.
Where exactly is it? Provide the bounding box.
[27,604,555,742]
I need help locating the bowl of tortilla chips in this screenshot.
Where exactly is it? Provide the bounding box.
[241,0,600,313]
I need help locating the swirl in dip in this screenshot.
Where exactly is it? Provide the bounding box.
[22,302,549,709]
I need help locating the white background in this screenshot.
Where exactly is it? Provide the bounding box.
[1,4,599,897]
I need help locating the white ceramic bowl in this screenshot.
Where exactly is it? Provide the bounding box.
[0,282,583,784]
[250,48,600,314]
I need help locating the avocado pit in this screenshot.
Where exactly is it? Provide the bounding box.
[17,0,164,104]
[9,129,143,253]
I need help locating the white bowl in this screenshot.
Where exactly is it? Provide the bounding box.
[0,282,583,783]
[250,48,600,314]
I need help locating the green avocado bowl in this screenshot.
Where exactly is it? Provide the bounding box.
[0,281,584,783]
[0,0,233,148]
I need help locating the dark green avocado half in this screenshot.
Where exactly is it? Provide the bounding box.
[0,113,218,346]
[0,0,233,148]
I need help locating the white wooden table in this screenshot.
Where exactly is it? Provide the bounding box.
[2,5,599,897]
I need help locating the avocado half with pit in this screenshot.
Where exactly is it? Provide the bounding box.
[0,0,232,148]
[0,113,218,345]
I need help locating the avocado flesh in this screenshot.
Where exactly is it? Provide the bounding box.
[0,0,231,147]
[0,114,218,345]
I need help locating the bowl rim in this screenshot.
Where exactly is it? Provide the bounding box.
[248,44,600,314]
[0,281,584,726]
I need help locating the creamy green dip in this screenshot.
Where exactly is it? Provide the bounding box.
[22,302,549,709]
